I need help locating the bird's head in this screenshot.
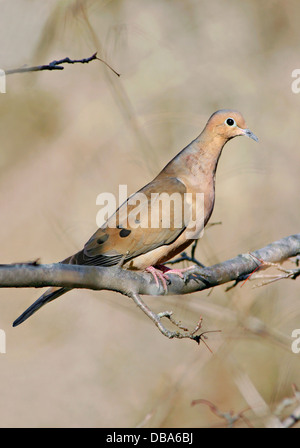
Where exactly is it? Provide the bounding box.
[205,109,258,142]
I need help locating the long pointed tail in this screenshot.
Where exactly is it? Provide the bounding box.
[13,287,70,327]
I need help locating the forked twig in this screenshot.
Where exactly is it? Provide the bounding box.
[225,252,300,290]
[128,292,219,347]
[242,254,300,288]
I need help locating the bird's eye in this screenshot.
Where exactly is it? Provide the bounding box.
[225,118,235,126]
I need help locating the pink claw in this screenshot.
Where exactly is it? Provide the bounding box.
[145,265,195,292]
[145,266,169,292]
[162,265,196,279]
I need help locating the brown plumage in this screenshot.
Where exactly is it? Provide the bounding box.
[13,109,258,327]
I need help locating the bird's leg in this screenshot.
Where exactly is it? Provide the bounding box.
[164,241,206,268]
[191,239,199,261]
[164,223,222,269]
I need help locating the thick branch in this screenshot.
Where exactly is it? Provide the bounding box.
[0,233,299,296]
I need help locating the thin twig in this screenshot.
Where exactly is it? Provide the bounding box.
[4,52,120,77]
[191,399,253,428]
[127,292,218,344]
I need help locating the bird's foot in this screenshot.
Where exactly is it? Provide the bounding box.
[162,265,198,284]
[145,266,169,292]
[145,265,196,292]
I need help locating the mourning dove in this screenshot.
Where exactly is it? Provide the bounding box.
[13,109,258,326]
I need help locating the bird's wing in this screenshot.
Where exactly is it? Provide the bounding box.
[73,176,188,266]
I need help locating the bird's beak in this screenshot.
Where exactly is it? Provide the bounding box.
[241,128,259,142]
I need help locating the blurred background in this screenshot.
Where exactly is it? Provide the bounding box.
[0,0,299,428]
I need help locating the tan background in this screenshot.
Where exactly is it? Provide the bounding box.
[0,0,299,427]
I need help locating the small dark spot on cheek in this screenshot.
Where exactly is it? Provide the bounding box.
[119,228,131,238]
[97,234,109,244]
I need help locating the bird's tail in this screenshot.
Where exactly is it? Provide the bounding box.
[12,252,79,327]
[12,286,70,327]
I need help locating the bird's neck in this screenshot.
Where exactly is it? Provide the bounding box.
[161,131,227,187]
[193,131,227,178]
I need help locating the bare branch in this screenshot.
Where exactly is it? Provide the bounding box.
[269,384,300,428]
[4,52,120,77]
[1,233,299,338]
[0,234,299,297]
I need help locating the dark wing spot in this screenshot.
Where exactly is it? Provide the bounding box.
[119,228,131,238]
[97,234,109,244]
